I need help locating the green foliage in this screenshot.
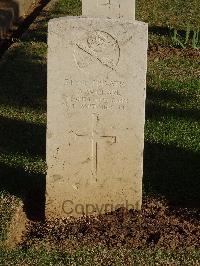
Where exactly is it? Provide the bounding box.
[169,26,200,49]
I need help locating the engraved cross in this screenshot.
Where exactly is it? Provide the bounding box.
[99,0,121,18]
[100,0,111,9]
[75,114,117,179]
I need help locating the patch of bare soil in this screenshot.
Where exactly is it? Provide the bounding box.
[5,202,28,249]
[148,45,200,60]
[21,197,200,251]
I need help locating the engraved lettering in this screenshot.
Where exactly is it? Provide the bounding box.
[63,79,128,111]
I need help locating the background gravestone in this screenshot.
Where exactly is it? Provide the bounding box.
[82,0,135,19]
[46,2,148,218]
[0,0,35,39]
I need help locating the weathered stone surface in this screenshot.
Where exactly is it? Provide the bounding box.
[46,17,148,218]
[82,0,135,19]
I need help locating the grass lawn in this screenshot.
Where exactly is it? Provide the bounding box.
[1,247,200,265]
[0,0,200,264]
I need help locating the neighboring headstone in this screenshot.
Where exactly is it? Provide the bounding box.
[0,0,35,39]
[46,4,148,219]
[15,0,34,17]
[82,0,135,20]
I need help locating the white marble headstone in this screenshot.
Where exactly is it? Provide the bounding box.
[46,1,147,219]
[82,0,135,19]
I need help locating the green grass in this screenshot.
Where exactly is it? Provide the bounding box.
[144,54,200,203]
[52,0,200,29]
[52,0,81,16]
[0,247,200,265]
[137,0,200,29]
[137,0,200,48]
[0,0,200,264]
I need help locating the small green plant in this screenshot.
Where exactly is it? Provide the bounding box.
[192,29,200,49]
[169,25,200,49]
[170,28,185,48]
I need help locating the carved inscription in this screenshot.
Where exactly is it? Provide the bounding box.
[98,0,112,9]
[74,30,120,77]
[64,79,128,111]
[82,0,135,20]
[75,114,117,180]
[97,0,122,18]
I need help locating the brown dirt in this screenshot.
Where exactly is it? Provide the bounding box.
[21,197,200,251]
[148,45,200,60]
[5,202,28,249]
